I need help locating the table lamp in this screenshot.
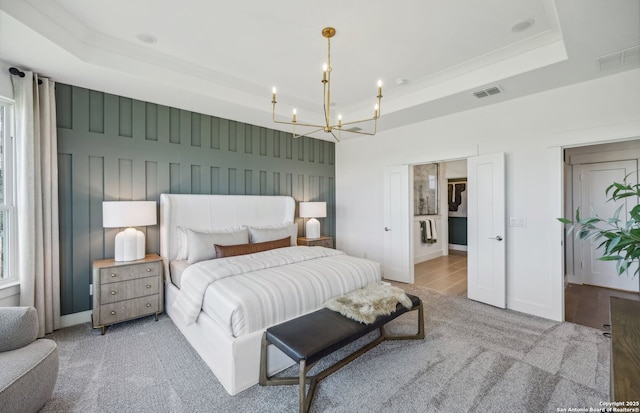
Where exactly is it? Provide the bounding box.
[103,201,157,261]
[299,202,326,239]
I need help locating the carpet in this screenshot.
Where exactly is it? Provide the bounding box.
[40,285,609,412]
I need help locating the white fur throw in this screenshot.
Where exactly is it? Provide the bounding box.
[324,284,413,324]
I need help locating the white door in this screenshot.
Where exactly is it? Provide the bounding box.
[383,165,413,283]
[580,160,639,292]
[467,153,506,308]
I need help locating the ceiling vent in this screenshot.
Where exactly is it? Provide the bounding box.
[597,45,640,71]
[472,86,502,99]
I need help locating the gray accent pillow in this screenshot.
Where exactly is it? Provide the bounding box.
[247,223,297,246]
[186,227,249,264]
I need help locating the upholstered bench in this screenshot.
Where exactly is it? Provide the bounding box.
[259,293,424,413]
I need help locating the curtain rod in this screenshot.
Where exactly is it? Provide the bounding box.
[9,67,43,85]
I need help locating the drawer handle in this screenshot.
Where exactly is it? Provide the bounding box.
[111,273,117,277]
[110,311,116,315]
[111,291,117,295]
[146,268,152,272]
[146,285,152,289]
[146,303,152,308]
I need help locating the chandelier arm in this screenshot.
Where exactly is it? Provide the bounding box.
[338,117,378,127]
[336,128,377,137]
[329,130,340,142]
[292,127,326,139]
[272,119,329,129]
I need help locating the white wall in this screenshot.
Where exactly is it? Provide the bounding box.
[0,60,15,99]
[336,69,640,321]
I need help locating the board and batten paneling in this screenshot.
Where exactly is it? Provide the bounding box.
[56,84,335,315]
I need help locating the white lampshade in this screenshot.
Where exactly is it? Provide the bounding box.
[299,202,327,218]
[299,202,326,239]
[103,201,157,228]
[103,201,157,261]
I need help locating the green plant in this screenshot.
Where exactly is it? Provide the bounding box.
[558,179,640,277]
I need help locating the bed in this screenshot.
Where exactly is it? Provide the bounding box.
[159,194,381,395]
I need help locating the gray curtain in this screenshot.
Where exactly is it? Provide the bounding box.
[12,71,60,337]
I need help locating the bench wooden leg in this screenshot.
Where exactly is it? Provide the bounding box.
[380,301,425,340]
[260,333,317,413]
[299,360,317,413]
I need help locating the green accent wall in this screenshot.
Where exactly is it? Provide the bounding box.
[448,217,467,245]
[56,84,335,315]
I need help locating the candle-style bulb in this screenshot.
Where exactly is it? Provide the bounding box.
[322,63,328,82]
[338,114,342,127]
[292,109,297,122]
[374,104,379,118]
[272,86,277,94]
[272,87,277,103]
[377,80,382,97]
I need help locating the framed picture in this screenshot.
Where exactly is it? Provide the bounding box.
[413,163,438,215]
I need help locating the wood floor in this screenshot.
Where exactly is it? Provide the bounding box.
[413,251,467,296]
[564,282,640,330]
[412,252,640,331]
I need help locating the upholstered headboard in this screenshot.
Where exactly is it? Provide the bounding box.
[159,194,296,275]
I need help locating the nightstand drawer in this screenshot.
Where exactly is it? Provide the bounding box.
[100,276,160,304]
[297,237,334,248]
[100,261,161,284]
[100,295,159,325]
[315,238,333,248]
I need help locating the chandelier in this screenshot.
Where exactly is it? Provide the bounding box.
[271,27,382,142]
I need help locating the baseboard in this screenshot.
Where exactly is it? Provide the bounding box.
[448,244,468,252]
[60,310,92,328]
[565,273,581,285]
[414,251,443,264]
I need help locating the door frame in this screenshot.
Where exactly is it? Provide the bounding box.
[562,143,640,290]
[402,155,474,285]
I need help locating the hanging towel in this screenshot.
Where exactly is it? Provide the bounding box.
[427,219,438,242]
[420,220,427,243]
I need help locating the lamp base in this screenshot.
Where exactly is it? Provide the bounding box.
[114,227,145,261]
[305,218,321,239]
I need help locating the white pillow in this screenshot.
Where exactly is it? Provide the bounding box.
[186,227,249,264]
[176,226,245,260]
[175,226,189,260]
[247,223,298,246]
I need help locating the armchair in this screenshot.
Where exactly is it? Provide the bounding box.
[0,307,59,413]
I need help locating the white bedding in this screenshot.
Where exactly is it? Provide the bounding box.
[169,259,189,288]
[173,246,381,337]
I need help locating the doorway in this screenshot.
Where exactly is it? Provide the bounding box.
[562,140,640,327]
[384,152,506,307]
[413,159,468,296]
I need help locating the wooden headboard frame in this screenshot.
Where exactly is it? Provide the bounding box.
[159,194,296,276]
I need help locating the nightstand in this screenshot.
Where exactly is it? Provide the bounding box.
[297,236,334,248]
[92,253,164,335]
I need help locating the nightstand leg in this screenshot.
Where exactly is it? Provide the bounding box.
[155,312,159,321]
[101,326,105,335]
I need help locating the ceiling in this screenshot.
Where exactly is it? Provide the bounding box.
[1,0,638,141]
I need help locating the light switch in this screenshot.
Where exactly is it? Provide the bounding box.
[509,217,526,227]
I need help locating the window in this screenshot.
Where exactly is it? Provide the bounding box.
[0,99,16,284]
